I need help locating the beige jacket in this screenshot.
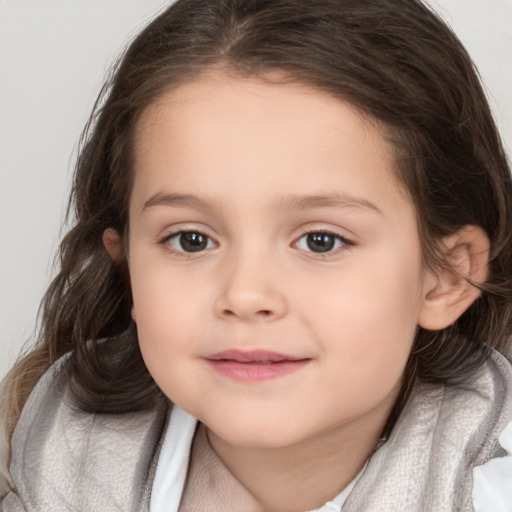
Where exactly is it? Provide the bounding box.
[1,350,511,511]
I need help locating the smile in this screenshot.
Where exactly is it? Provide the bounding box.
[204,349,311,382]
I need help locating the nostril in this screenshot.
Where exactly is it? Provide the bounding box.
[258,310,272,317]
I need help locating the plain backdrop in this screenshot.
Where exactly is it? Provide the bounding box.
[1,0,511,380]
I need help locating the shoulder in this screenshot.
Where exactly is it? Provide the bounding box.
[4,354,170,511]
[418,348,512,467]
[343,349,512,512]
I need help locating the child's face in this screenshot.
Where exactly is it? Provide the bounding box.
[126,73,432,449]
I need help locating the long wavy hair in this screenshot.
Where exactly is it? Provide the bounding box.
[2,0,512,441]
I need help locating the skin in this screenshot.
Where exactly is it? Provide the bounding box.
[104,73,488,511]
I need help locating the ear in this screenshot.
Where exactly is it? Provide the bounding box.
[417,225,489,331]
[103,228,125,264]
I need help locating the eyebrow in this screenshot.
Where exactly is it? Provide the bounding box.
[142,193,213,212]
[142,192,380,214]
[276,193,381,214]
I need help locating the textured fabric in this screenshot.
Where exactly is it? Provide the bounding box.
[0,492,24,512]
[1,350,511,511]
[342,351,512,512]
[5,357,169,512]
[179,423,261,511]
[0,417,12,502]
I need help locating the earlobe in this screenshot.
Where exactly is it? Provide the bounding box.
[417,225,490,331]
[103,228,125,264]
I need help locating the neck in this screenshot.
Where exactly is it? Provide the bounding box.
[207,405,390,512]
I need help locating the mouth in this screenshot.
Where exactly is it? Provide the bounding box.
[204,349,311,382]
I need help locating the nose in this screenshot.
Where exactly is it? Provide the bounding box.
[213,250,288,322]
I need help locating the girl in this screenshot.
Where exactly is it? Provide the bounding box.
[1,0,512,510]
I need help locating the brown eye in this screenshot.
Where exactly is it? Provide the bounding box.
[167,231,215,252]
[295,232,348,253]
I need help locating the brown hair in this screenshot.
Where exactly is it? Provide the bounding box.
[3,0,512,436]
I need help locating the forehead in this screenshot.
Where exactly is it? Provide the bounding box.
[131,73,410,218]
[135,74,384,153]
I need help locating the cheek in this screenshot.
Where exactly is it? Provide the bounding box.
[129,259,220,394]
[132,280,200,403]
[131,253,202,320]
[130,263,195,357]
[306,251,423,374]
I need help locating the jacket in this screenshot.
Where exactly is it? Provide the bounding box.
[1,350,511,511]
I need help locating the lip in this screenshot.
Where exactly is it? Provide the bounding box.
[204,349,310,382]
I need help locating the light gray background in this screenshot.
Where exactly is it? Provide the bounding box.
[1,0,511,379]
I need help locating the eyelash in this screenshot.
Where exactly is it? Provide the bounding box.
[159,230,216,255]
[158,229,354,256]
[293,230,353,255]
